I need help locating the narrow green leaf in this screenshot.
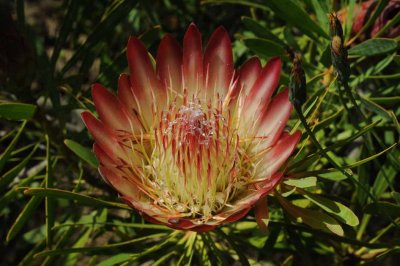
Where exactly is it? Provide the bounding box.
[134,233,178,260]
[311,108,344,133]
[0,103,36,120]
[289,168,354,183]
[310,0,329,33]
[153,251,178,266]
[34,233,168,257]
[365,248,400,265]
[64,139,98,168]
[344,0,356,39]
[368,96,400,105]
[360,96,392,120]
[298,189,359,226]
[0,143,39,190]
[0,128,17,142]
[53,221,169,231]
[346,143,397,169]
[356,146,370,206]
[289,119,380,172]
[20,242,46,266]
[243,38,285,58]
[0,121,27,172]
[65,228,92,266]
[351,53,396,85]
[41,226,76,266]
[372,163,397,198]
[278,196,344,236]
[284,177,317,188]
[7,190,43,242]
[97,254,133,266]
[318,171,348,181]
[197,235,212,266]
[392,192,400,205]
[0,173,45,211]
[177,232,196,265]
[389,111,400,138]
[269,221,389,248]
[45,135,54,248]
[368,73,400,79]
[348,38,398,56]
[24,188,130,209]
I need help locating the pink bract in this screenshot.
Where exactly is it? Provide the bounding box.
[82,24,301,232]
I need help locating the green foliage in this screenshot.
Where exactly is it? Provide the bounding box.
[64,139,98,168]
[349,38,398,56]
[0,103,37,120]
[1,0,399,265]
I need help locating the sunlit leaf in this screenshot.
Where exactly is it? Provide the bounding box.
[284,177,317,188]
[298,189,359,226]
[278,196,344,236]
[97,254,133,266]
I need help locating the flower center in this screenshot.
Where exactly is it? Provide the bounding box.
[164,101,219,147]
[142,94,252,221]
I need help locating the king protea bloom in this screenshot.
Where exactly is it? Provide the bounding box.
[82,24,301,232]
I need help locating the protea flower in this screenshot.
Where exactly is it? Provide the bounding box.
[82,24,301,232]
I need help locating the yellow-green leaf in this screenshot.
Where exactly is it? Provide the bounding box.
[284,177,317,188]
[278,196,344,236]
[298,189,359,226]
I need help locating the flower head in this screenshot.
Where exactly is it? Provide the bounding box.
[82,24,301,232]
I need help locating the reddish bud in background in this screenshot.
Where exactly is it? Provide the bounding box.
[338,0,400,42]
